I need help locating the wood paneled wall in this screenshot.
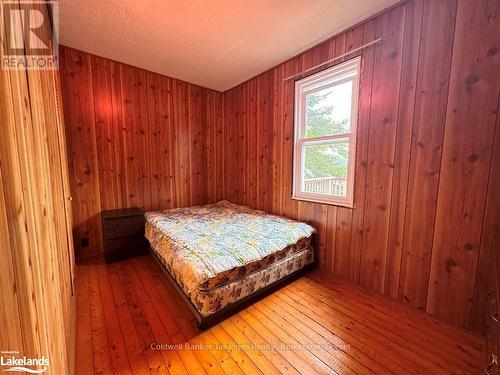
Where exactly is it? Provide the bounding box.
[60,0,498,334]
[0,2,75,373]
[220,0,500,333]
[59,46,223,257]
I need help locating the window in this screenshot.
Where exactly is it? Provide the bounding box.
[292,57,360,207]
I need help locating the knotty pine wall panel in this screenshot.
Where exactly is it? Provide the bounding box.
[218,0,500,333]
[426,0,500,327]
[398,0,456,311]
[0,2,75,373]
[60,48,102,257]
[60,46,223,257]
[358,5,405,294]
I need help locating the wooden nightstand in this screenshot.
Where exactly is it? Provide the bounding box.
[102,207,148,263]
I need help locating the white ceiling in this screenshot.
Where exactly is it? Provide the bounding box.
[58,0,398,92]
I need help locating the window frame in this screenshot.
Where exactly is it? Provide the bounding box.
[292,57,361,208]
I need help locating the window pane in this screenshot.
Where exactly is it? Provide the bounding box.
[305,80,352,138]
[302,140,349,197]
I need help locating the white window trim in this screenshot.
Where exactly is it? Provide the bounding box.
[292,57,361,208]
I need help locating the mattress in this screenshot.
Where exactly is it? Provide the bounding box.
[145,201,315,315]
[175,247,312,316]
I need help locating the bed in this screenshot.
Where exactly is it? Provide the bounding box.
[145,200,316,327]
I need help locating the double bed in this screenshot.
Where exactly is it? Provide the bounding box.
[145,200,316,327]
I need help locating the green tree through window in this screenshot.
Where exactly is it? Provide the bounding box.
[304,92,349,179]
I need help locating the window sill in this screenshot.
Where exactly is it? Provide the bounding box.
[292,195,354,208]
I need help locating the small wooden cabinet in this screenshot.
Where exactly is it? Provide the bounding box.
[102,208,148,263]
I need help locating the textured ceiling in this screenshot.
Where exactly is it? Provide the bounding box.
[58,0,399,91]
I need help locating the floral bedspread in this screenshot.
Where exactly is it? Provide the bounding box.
[145,200,315,293]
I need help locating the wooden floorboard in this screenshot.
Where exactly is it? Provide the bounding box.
[76,256,485,374]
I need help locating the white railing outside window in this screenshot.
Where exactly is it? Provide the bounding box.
[303,177,347,197]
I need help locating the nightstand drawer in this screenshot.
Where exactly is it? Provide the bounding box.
[101,207,147,263]
[103,215,145,240]
[104,236,147,263]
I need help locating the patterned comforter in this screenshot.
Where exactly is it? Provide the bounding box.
[145,201,315,296]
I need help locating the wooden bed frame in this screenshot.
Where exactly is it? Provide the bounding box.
[148,246,316,329]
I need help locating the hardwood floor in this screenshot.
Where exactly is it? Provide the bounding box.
[76,256,485,374]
